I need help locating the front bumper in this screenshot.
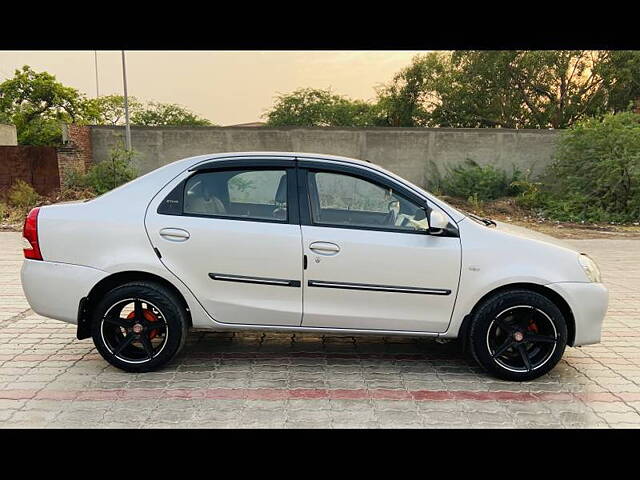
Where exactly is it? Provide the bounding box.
[21,260,108,324]
[547,281,608,346]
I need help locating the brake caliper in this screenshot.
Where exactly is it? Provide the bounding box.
[127,309,160,339]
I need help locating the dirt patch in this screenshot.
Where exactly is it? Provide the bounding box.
[0,188,95,232]
[442,196,640,239]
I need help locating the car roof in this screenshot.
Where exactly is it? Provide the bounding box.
[185,151,372,168]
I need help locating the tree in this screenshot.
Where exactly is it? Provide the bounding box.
[543,112,640,221]
[0,65,94,145]
[0,66,214,142]
[263,88,380,127]
[87,96,213,127]
[594,50,640,113]
[85,94,142,125]
[374,52,448,127]
[130,101,212,126]
[375,51,640,129]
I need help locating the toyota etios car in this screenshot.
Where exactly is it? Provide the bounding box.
[20,152,608,380]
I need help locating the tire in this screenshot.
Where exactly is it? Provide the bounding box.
[468,289,567,381]
[91,281,189,373]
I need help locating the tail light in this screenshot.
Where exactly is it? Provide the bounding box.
[22,207,42,260]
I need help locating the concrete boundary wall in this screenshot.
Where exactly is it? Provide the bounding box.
[90,126,560,189]
[0,124,18,146]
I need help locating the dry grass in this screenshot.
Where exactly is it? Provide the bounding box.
[443,195,640,239]
[0,187,97,231]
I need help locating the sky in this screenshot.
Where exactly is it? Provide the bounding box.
[0,51,427,125]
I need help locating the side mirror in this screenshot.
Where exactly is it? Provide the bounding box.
[429,209,448,234]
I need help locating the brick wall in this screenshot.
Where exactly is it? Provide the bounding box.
[0,146,60,197]
[58,124,93,182]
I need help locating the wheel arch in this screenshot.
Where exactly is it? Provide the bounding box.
[457,282,576,349]
[76,270,193,340]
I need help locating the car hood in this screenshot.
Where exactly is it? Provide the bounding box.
[493,220,578,252]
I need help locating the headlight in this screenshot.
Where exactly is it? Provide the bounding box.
[578,254,602,283]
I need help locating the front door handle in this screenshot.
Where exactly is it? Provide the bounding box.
[159,228,190,242]
[309,241,340,255]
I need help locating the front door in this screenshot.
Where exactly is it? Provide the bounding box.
[299,166,461,333]
[145,161,303,326]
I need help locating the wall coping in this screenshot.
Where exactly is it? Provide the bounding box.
[88,125,561,134]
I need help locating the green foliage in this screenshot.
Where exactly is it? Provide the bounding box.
[131,102,212,126]
[374,52,448,127]
[62,166,90,190]
[511,178,545,210]
[64,144,138,196]
[263,88,380,127]
[85,145,138,195]
[375,51,640,128]
[88,96,213,127]
[434,159,522,201]
[542,112,640,222]
[85,94,142,125]
[0,66,214,145]
[263,51,640,129]
[466,192,484,213]
[0,66,95,145]
[0,201,6,221]
[7,180,40,210]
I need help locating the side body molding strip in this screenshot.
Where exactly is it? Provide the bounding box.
[209,273,301,287]
[308,280,451,295]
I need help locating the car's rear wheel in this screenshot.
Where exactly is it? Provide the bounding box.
[468,289,567,381]
[91,281,188,373]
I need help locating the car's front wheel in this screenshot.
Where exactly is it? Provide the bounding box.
[91,281,188,373]
[468,289,567,381]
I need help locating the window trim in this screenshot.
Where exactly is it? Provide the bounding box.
[297,161,432,235]
[157,162,300,225]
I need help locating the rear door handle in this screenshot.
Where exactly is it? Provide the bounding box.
[309,241,340,255]
[159,228,190,242]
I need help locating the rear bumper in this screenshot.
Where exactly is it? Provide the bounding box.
[547,281,608,347]
[21,260,108,324]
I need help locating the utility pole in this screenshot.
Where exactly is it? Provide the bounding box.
[94,51,100,97]
[121,50,132,152]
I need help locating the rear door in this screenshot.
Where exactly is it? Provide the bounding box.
[145,158,303,326]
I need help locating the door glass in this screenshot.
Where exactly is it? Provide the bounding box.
[308,171,428,231]
[183,169,287,222]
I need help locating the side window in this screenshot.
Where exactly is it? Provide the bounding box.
[157,181,184,216]
[308,171,427,232]
[181,169,288,222]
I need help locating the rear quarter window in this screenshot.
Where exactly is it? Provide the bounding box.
[157,181,184,215]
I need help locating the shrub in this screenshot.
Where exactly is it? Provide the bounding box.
[435,159,522,201]
[84,145,138,195]
[543,112,640,222]
[7,180,40,211]
[62,166,89,191]
[0,202,6,221]
[511,176,546,210]
[63,144,139,196]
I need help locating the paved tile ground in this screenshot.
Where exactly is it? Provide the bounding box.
[1,231,640,428]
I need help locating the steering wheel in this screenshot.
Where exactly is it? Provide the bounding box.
[384,209,397,226]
